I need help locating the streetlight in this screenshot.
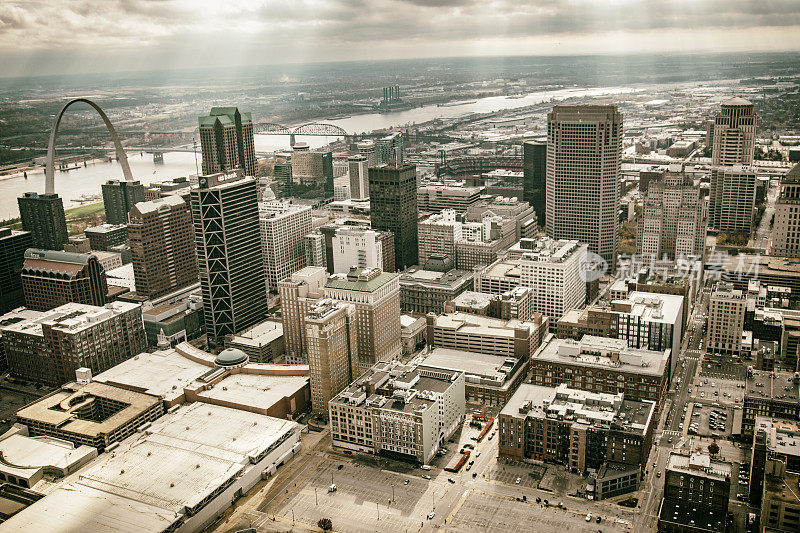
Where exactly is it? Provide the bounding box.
[315,487,318,506]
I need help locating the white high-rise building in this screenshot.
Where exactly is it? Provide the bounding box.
[259,201,313,292]
[711,97,756,167]
[418,209,462,264]
[637,164,706,259]
[357,140,378,168]
[518,238,587,324]
[331,227,389,274]
[545,105,622,267]
[348,155,369,201]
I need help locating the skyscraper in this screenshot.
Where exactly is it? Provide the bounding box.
[259,201,312,292]
[198,107,257,177]
[376,132,403,164]
[770,163,800,257]
[273,162,293,198]
[637,164,706,260]
[304,299,358,416]
[17,192,68,251]
[322,151,334,199]
[279,266,327,364]
[711,97,756,167]
[545,105,622,267]
[369,163,418,270]
[191,174,266,344]
[708,165,757,235]
[101,180,145,225]
[324,267,401,375]
[0,228,32,314]
[357,140,378,167]
[522,141,546,225]
[128,196,198,298]
[348,155,369,200]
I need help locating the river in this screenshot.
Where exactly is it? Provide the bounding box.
[0,85,637,220]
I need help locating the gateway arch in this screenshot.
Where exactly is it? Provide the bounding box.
[45,98,133,194]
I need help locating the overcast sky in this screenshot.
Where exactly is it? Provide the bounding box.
[1,0,799,78]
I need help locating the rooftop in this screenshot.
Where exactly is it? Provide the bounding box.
[429,312,540,337]
[84,224,127,234]
[15,381,162,439]
[612,291,684,325]
[0,302,141,337]
[502,383,655,434]
[667,452,732,482]
[419,347,521,387]
[130,195,186,216]
[532,334,670,378]
[400,267,473,289]
[754,416,800,459]
[658,498,726,533]
[326,267,397,293]
[745,370,800,404]
[227,320,283,347]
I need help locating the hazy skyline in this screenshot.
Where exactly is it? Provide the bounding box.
[1,0,799,78]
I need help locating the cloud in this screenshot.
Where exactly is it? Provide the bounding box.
[0,0,798,76]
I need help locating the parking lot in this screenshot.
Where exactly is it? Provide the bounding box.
[447,491,627,532]
[488,462,545,489]
[685,404,733,438]
[692,375,744,406]
[699,360,746,381]
[273,456,446,532]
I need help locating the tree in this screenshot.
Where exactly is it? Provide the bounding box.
[318,518,333,531]
[708,440,719,457]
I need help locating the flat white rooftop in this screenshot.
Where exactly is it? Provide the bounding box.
[196,372,308,412]
[93,349,207,403]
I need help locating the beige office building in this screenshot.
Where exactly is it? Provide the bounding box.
[279,267,327,364]
[324,267,401,375]
[545,105,622,266]
[418,209,462,264]
[637,164,706,259]
[305,300,358,416]
[770,163,800,257]
[711,97,756,166]
[706,281,746,356]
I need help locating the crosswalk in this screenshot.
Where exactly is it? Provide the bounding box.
[661,430,680,437]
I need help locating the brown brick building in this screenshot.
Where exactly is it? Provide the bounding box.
[128,196,198,298]
[21,249,107,311]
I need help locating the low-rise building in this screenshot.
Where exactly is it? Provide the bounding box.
[401,314,426,356]
[426,311,548,361]
[417,181,483,213]
[329,359,465,464]
[530,334,670,409]
[14,381,164,450]
[92,341,310,419]
[1,301,146,386]
[743,369,800,435]
[498,384,655,480]
[225,320,285,363]
[141,292,204,347]
[84,223,128,251]
[400,266,473,315]
[4,402,302,533]
[420,347,526,407]
[447,288,534,321]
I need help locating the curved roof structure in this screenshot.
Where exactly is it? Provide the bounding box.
[214,348,248,367]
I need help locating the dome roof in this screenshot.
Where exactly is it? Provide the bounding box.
[215,348,248,367]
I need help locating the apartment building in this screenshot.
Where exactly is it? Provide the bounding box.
[499,384,655,479]
[329,359,465,464]
[305,299,358,416]
[279,266,327,364]
[706,281,747,357]
[530,335,670,409]
[1,302,146,386]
